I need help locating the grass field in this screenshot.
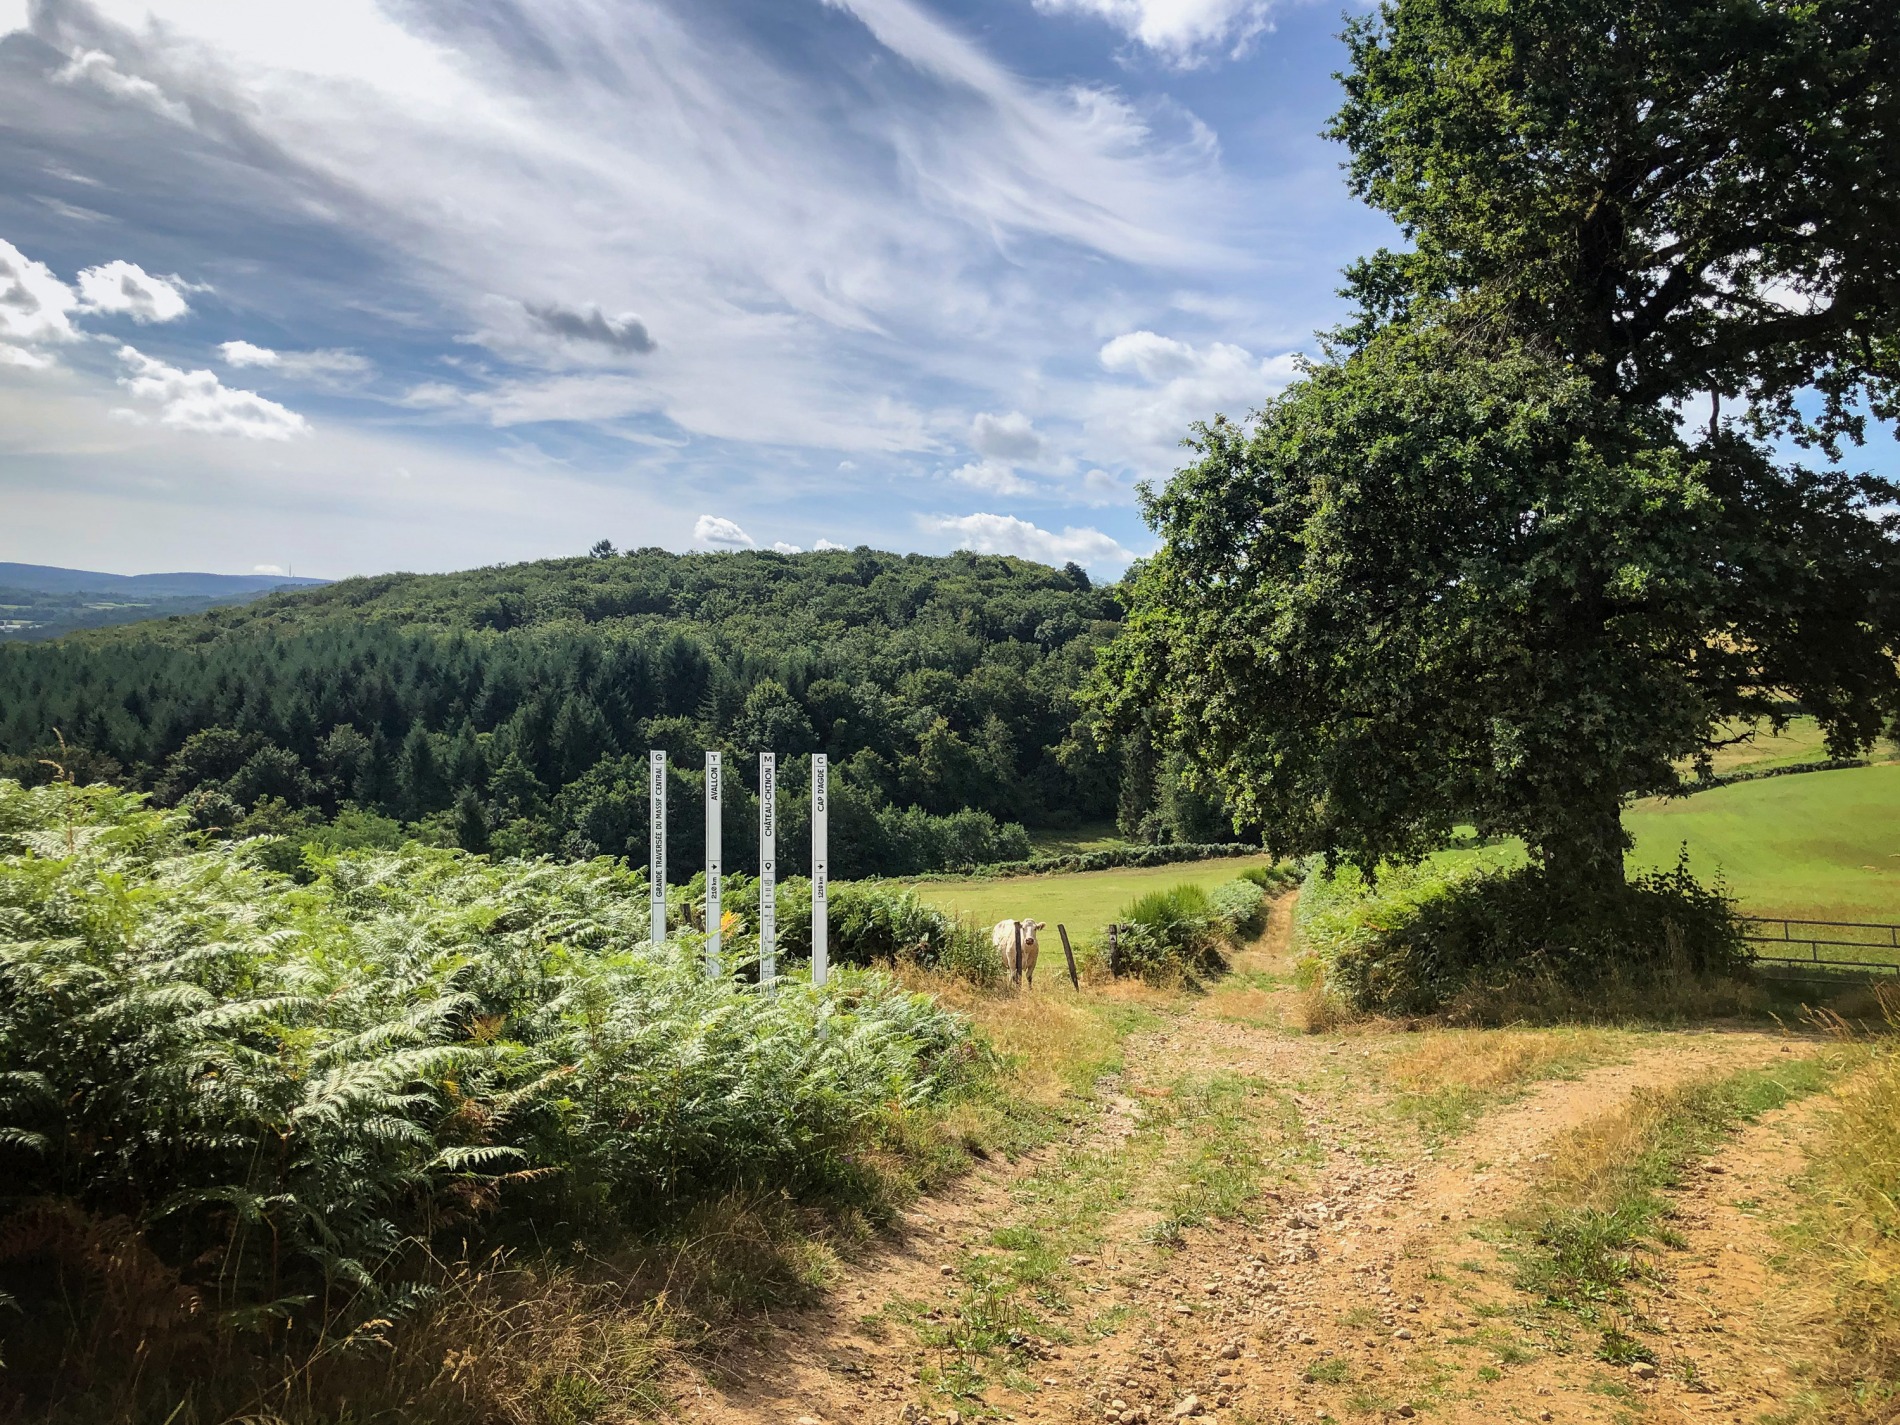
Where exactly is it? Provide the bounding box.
[908,853,1280,940]
[1420,763,1900,931]
[1626,763,1900,924]
[921,761,1900,957]
[1023,821,1133,857]
[1694,715,1897,778]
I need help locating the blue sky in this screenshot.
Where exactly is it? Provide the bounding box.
[0,0,1395,577]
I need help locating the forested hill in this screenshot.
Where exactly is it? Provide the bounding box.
[0,547,1226,876]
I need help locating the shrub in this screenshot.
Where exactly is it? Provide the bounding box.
[1237,861,1304,894]
[0,779,973,1396]
[1103,875,1281,984]
[1210,878,1269,941]
[1114,882,1220,983]
[1298,851,1751,1018]
[702,875,995,984]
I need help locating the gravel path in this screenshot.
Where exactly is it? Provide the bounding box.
[678,898,1823,1425]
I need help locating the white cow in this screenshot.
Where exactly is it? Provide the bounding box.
[992,918,1047,985]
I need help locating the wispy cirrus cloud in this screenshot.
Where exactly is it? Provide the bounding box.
[219,340,374,385]
[0,0,1376,576]
[53,46,191,123]
[1032,0,1279,66]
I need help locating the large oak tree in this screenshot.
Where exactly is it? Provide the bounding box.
[1092,0,1900,891]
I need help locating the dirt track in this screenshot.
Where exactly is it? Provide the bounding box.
[677,897,1824,1425]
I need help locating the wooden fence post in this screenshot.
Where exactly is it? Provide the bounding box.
[1012,920,1023,987]
[1057,924,1079,990]
[1108,922,1119,978]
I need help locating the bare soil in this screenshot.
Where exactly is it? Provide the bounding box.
[677,897,1828,1425]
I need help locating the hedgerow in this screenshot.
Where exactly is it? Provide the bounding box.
[1296,853,1751,1019]
[906,840,1266,881]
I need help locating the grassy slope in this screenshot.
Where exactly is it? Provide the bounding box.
[1694,714,1897,778]
[907,854,1282,940]
[1626,764,1900,923]
[1402,764,1900,928]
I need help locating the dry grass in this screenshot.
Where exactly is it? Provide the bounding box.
[1442,958,1767,1025]
[1508,1055,1839,1353]
[897,966,1169,1110]
[1387,1027,1620,1095]
[1530,1087,1677,1215]
[1789,985,1900,1421]
[1379,1027,1622,1143]
[0,1192,859,1425]
[1287,954,1358,1034]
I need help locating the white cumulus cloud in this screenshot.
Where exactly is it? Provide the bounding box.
[219,340,374,384]
[924,512,1132,569]
[253,563,285,575]
[0,238,80,347]
[1093,329,1301,471]
[693,513,756,550]
[0,343,56,370]
[971,409,1047,463]
[77,260,190,322]
[116,345,311,439]
[219,340,279,366]
[814,538,847,551]
[1033,0,1276,65]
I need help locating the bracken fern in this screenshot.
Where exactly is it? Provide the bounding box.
[0,779,971,1387]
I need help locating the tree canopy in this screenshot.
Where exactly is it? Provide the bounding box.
[1092,0,1900,889]
[0,547,1241,876]
[1332,0,1900,441]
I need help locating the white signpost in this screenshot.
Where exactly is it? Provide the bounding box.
[704,751,722,974]
[811,753,828,987]
[759,752,777,987]
[648,750,666,945]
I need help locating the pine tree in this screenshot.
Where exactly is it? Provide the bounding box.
[396,723,448,820]
[551,694,615,784]
[452,788,491,853]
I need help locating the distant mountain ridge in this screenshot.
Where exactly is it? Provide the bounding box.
[0,564,330,643]
[0,563,329,599]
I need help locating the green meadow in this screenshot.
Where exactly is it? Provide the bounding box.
[908,853,1282,940]
[1431,766,1900,925]
[915,760,1900,952]
[1626,763,1900,924]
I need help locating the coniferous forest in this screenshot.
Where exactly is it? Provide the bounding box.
[0,547,1240,876]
